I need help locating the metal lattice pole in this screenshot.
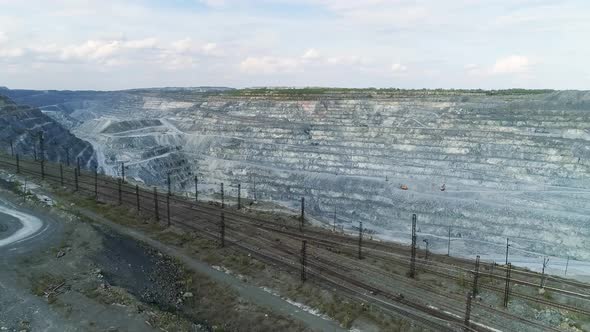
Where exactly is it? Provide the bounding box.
[39,132,45,179]
[423,239,430,260]
[121,162,125,183]
[472,255,481,296]
[59,163,64,186]
[154,187,159,222]
[540,257,549,288]
[300,197,305,232]
[410,214,417,278]
[74,168,79,191]
[136,185,140,211]
[505,238,510,265]
[195,175,199,202]
[64,148,70,167]
[464,292,473,329]
[117,178,122,205]
[301,240,307,282]
[237,183,241,210]
[358,221,363,259]
[166,194,171,227]
[333,206,337,232]
[448,225,452,256]
[220,212,225,248]
[94,165,98,200]
[503,263,512,307]
[253,176,257,201]
[221,183,224,208]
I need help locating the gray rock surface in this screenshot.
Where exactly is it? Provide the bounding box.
[0,94,96,168]
[3,88,589,262]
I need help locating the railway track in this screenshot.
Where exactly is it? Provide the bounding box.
[1,155,587,331]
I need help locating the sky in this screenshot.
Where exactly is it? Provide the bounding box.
[0,0,588,90]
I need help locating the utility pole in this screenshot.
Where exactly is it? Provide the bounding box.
[166,193,171,227]
[300,197,305,232]
[39,131,45,161]
[565,256,570,276]
[121,162,125,183]
[9,140,13,156]
[94,165,98,200]
[423,239,430,260]
[118,178,122,205]
[301,240,307,282]
[220,212,225,248]
[154,187,160,222]
[333,206,337,232]
[136,185,140,211]
[410,214,417,278]
[74,168,79,191]
[38,132,45,179]
[23,178,27,202]
[472,255,481,296]
[194,175,198,202]
[237,183,241,210]
[64,147,70,167]
[540,257,549,288]
[220,183,224,208]
[59,163,64,186]
[358,221,363,259]
[503,263,512,308]
[33,145,37,161]
[167,172,172,196]
[505,238,510,265]
[447,226,451,256]
[253,176,257,201]
[76,157,80,174]
[16,154,20,173]
[464,292,473,329]
[490,261,495,283]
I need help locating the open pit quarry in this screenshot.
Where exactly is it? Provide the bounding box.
[2,88,590,269]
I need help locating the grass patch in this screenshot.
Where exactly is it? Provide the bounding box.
[31,273,65,303]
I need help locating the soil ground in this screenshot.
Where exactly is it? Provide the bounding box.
[0,178,331,332]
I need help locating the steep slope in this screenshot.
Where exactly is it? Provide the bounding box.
[0,94,96,168]
[3,88,590,262]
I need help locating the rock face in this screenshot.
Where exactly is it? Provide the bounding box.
[3,88,590,260]
[0,94,95,167]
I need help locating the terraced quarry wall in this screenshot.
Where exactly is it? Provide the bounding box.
[0,94,96,167]
[4,89,590,261]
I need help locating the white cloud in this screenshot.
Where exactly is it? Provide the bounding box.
[0,0,587,89]
[465,56,532,77]
[0,31,24,58]
[302,48,320,60]
[240,56,300,74]
[124,38,158,49]
[391,63,407,72]
[240,49,371,74]
[60,40,122,61]
[0,47,24,58]
[199,0,226,7]
[492,55,530,74]
[202,42,221,55]
[171,38,222,56]
[326,55,369,66]
[464,63,483,76]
